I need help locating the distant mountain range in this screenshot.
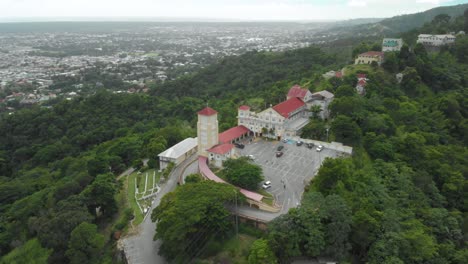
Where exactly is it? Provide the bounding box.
[322,3,468,38]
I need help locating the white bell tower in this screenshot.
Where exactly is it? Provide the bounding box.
[197,107,219,157]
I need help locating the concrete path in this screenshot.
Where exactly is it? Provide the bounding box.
[122,154,198,264]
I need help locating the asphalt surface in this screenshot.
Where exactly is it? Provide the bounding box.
[237,139,339,219]
[122,154,198,264]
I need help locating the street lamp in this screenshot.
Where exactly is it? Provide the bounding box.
[325,127,330,142]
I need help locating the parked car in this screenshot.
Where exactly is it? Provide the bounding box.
[296,140,303,146]
[276,151,283,157]
[316,145,324,152]
[306,143,314,149]
[262,181,272,189]
[234,143,245,149]
[247,154,255,160]
[282,139,288,143]
[277,145,284,151]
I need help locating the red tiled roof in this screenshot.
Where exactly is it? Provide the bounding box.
[219,125,250,144]
[358,51,384,57]
[357,73,367,79]
[287,85,309,99]
[357,79,367,86]
[335,72,343,78]
[273,97,305,118]
[207,143,234,155]
[198,156,263,202]
[239,105,250,110]
[198,107,217,116]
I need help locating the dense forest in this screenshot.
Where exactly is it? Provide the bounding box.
[1,10,468,264]
[149,13,468,264]
[0,46,337,263]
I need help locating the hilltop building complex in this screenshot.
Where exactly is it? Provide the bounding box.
[238,85,334,140]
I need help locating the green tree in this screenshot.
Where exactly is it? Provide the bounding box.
[465,8,468,32]
[65,222,104,264]
[0,238,51,264]
[248,239,277,264]
[331,115,362,145]
[310,105,322,119]
[222,157,264,190]
[311,158,354,195]
[82,173,118,217]
[151,181,237,262]
[185,173,203,184]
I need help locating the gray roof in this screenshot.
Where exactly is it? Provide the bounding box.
[158,137,198,159]
[312,90,334,99]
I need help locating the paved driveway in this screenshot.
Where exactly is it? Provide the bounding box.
[122,154,198,264]
[238,139,338,215]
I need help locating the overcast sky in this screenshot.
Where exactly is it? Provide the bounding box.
[0,0,467,21]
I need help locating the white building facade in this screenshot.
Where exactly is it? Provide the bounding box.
[417,34,456,47]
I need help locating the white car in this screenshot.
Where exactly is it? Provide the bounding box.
[262,181,272,189]
[316,145,324,152]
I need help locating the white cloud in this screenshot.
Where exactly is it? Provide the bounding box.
[348,0,368,7]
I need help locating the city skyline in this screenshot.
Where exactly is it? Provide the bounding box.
[0,0,467,22]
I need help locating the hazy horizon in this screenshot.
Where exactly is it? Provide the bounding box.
[0,0,467,22]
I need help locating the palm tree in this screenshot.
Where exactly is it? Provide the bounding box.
[310,105,322,119]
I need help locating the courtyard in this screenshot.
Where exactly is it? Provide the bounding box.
[238,139,341,214]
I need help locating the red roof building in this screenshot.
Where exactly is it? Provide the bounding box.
[239,105,250,111]
[198,107,218,116]
[273,97,305,118]
[287,85,309,99]
[207,143,234,155]
[359,51,384,57]
[357,79,367,86]
[357,73,367,79]
[335,72,343,78]
[219,125,250,144]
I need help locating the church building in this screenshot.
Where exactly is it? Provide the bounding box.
[197,107,251,167]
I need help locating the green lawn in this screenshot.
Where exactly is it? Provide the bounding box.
[127,172,144,225]
[258,189,275,206]
[144,52,159,57]
[343,64,377,76]
[126,169,162,226]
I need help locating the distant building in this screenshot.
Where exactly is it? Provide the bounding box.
[322,70,343,79]
[417,34,456,47]
[355,51,384,66]
[382,38,403,52]
[158,137,198,170]
[355,74,368,96]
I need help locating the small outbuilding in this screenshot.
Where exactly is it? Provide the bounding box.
[158,137,198,170]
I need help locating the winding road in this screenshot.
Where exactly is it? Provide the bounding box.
[121,154,198,264]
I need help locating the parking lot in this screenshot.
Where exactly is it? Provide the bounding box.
[238,139,340,214]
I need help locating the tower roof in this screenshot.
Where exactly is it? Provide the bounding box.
[239,105,250,110]
[198,107,217,116]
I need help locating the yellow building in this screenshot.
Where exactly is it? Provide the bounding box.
[355,51,384,66]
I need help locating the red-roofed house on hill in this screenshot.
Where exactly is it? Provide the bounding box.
[286,85,312,102]
[355,51,384,66]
